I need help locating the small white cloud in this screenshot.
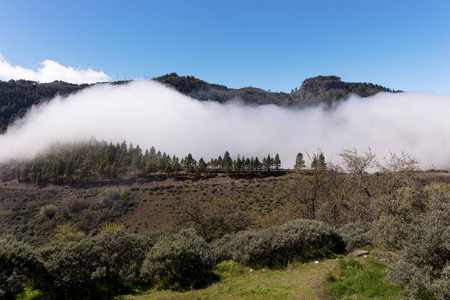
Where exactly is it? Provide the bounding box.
[0,54,111,84]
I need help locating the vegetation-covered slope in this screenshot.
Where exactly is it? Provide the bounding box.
[1,140,449,299]
[154,72,288,105]
[0,80,90,133]
[153,73,398,107]
[281,75,402,108]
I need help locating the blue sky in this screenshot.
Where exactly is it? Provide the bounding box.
[1,0,449,93]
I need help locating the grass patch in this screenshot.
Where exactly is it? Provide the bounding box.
[118,259,338,299]
[323,258,404,299]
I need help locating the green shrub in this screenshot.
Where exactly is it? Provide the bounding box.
[37,238,101,299]
[388,190,450,300]
[98,188,120,208]
[371,186,437,251]
[25,201,39,214]
[54,224,85,241]
[213,260,245,276]
[140,229,214,289]
[213,218,345,267]
[0,238,45,300]
[39,205,57,219]
[65,198,88,214]
[212,229,272,266]
[275,218,345,258]
[91,228,146,283]
[119,189,132,201]
[337,221,373,251]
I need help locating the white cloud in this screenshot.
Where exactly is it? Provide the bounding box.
[1,80,450,170]
[0,54,111,84]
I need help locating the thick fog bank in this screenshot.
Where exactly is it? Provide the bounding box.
[1,80,449,169]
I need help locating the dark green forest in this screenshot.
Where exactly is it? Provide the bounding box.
[0,80,90,133]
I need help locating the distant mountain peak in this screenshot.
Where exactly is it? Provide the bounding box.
[281,75,401,108]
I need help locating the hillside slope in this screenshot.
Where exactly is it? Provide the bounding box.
[154,73,288,105]
[0,80,90,132]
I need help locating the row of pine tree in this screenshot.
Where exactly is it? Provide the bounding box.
[9,139,314,185]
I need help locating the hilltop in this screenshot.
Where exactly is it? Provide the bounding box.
[280,75,402,108]
[154,73,399,107]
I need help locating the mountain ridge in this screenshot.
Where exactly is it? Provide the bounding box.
[153,73,401,108]
[0,75,400,133]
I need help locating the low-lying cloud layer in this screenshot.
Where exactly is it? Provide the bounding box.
[0,54,111,84]
[1,80,450,169]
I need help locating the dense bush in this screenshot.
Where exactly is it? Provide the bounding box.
[0,238,45,300]
[65,198,89,214]
[0,226,150,299]
[213,218,345,267]
[91,228,146,283]
[275,218,345,255]
[37,238,102,299]
[388,186,450,300]
[40,204,57,219]
[371,187,429,250]
[337,221,373,251]
[212,229,271,266]
[141,229,214,289]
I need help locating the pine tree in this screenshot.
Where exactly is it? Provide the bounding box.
[294,153,306,171]
[196,157,207,177]
[223,151,232,170]
[274,153,281,170]
[311,152,327,170]
[225,160,232,176]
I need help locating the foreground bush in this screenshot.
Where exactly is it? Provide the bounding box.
[0,225,150,299]
[275,218,345,257]
[0,238,45,300]
[337,221,373,251]
[388,187,450,300]
[214,218,345,267]
[141,229,214,289]
[91,227,146,284]
[37,238,102,299]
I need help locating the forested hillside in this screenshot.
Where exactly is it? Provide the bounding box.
[281,75,402,107]
[154,73,289,105]
[153,73,398,107]
[0,80,90,133]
